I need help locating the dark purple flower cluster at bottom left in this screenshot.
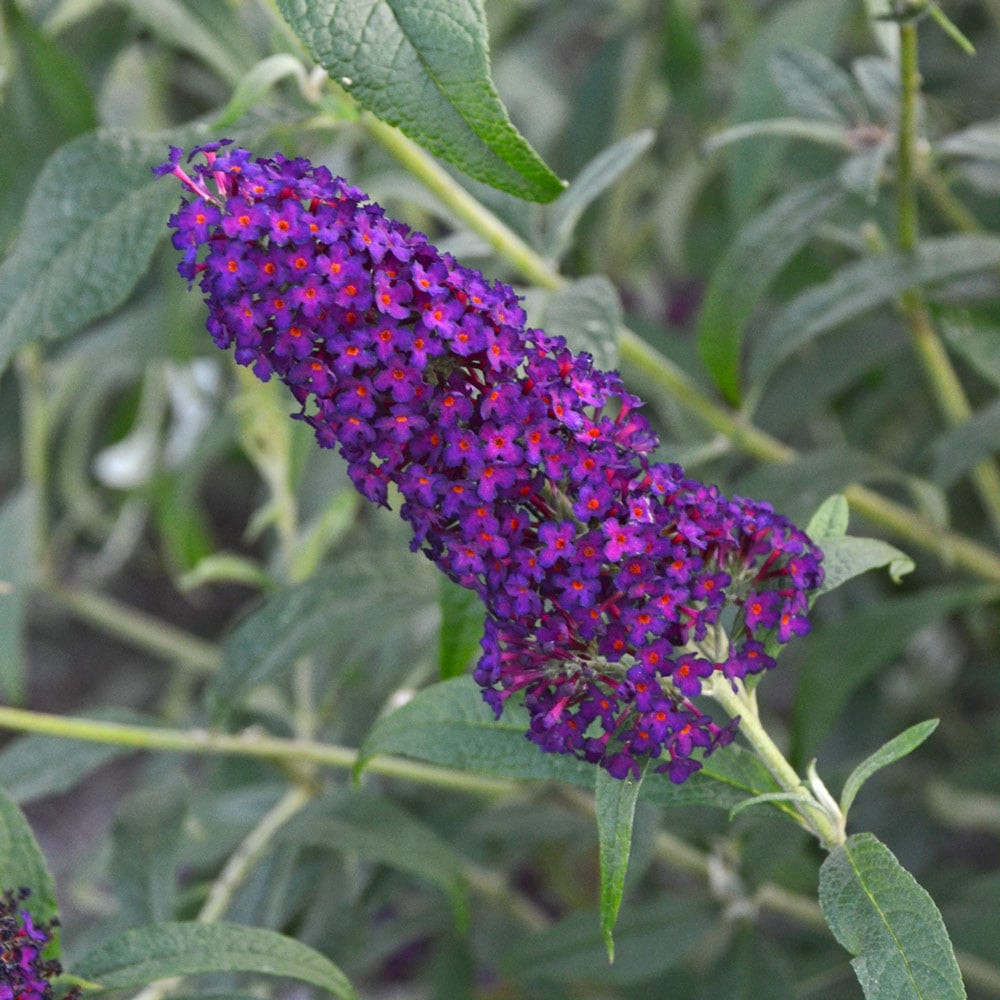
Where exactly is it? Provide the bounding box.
[0,890,75,1000]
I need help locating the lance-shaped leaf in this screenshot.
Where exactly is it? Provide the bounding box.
[839,720,939,818]
[811,536,914,597]
[697,176,843,403]
[748,235,1000,391]
[0,130,180,377]
[595,764,645,961]
[0,786,59,928]
[74,922,357,999]
[276,0,563,202]
[819,833,965,1000]
[0,490,37,703]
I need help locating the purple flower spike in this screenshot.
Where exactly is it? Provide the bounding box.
[160,144,824,782]
[0,889,77,1000]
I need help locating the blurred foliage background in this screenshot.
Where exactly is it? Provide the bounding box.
[3,0,1000,997]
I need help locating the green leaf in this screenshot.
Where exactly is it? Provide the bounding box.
[276,0,563,202]
[282,791,468,926]
[725,0,851,218]
[734,446,904,526]
[358,677,782,806]
[0,490,37,703]
[178,552,274,592]
[357,676,594,786]
[0,785,59,926]
[214,54,310,130]
[806,493,850,540]
[813,536,915,597]
[642,742,783,810]
[748,235,1000,391]
[937,120,1000,162]
[729,791,818,820]
[852,56,898,121]
[74,922,357,999]
[210,555,436,713]
[697,923,796,999]
[929,400,1000,487]
[939,313,1000,387]
[438,576,484,680]
[0,130,182,377]
[706,116,852,154]
[595,764,645,962]
[660,0,706,111]
[696,177,843,403]
[840,720,939,818]
[120,0,247,85]
[505,895,714,986]
[544,130,655,260]
[0,0,97,249]
[109,777,189,926]
[792,584,996,761]
[540,275,622,372]
[769,44,867,124]
[819,833,966,1000]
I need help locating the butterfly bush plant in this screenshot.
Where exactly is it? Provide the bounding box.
[1,1,998,999]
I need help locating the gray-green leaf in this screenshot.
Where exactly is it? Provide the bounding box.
[540,275,622,371]
[0,490,37,703]
[929,399,1000,487]
[813,536,915,597]
[792,584,995,760]
[840,720,939,818]
[769,45,866,124]
[438,575,484,680]
[544,130,655,260]
[74,922,357,999]
[276,0,563,202]
[819,833,965,1000]
[939,313,1000,388]
[806,493,850,540]
[0,130,181,377]
[283,791,469,925]
[0,707,148,803]
[696,177,843,404]
[595,764,645,961]
[0,785,59,927]
[748,235,1000,391]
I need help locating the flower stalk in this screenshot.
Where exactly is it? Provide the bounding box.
[704,674,846,850]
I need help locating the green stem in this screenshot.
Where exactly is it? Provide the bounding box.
[198,783,315,921]
[705,676,845,850]
[43,583,221,674]
[0,705,514,796]
[618,330,794,463]
[896,20,1000,538]
[360,116,1000,581]
[919,167,983,236]
[16,346,51,576]
[897,23,921,257]
[130,784,316,1000]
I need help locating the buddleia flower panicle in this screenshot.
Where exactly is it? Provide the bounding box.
[1,889,76,1000]
[158,142,824,782]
